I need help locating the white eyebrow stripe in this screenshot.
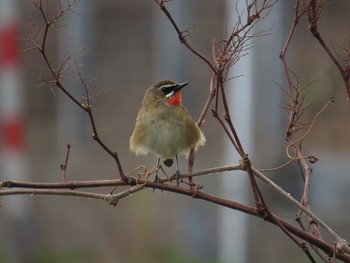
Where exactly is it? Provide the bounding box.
[160,84,176,89]
[165,90,175,98]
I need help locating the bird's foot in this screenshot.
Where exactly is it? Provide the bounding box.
[150,165,169,193]
[154,173,160,182]
[150,165,169,183]
[169,170,182,186]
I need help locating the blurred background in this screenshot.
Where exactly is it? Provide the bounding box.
[0,1,350,262]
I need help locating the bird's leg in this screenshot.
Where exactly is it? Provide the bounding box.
[154,157,161,182]
[174,155,181,186]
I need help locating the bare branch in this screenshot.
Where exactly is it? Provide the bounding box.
[2,169,350,261]
[307,0,350,99]
[154,0,217,73]
[60,143,71,182]
[12,1,350,261]
[29,0,126,180]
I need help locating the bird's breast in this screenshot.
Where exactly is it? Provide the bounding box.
[142,106,201,158]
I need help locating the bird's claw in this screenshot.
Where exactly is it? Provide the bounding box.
[169,170,182,186]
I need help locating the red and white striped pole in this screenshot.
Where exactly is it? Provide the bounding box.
[0,0,29,220]
[0,1,36,261]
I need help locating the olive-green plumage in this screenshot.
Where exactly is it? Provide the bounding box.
[129,80,205,164]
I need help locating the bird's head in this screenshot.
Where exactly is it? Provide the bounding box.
[144,80,188,107]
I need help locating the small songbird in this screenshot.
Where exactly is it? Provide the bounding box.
[129,80,206,180]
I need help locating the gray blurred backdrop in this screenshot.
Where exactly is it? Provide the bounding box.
[1,1,350,263]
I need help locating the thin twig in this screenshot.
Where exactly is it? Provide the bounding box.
[2,180,350,261]
[279,0,305,99]
[19,2,350,261]
[308,0,350,100]
[154,0,216,74]
[251,167,349,253]
[60,143,71,182]
[286,97,335,160]
[31,0,126,180]
[0,188,110,202]
[1,165,242,189]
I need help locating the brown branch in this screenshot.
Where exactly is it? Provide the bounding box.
[1,165,242,189]
[280,1,333,253]
[218,78,246,157]
[2,175,350,261]
[242,158,266,211]
[31,0,126,180]
[60,143,71,182]
[197,74,217,127]
[308,0,350,100]
[1,188,110,202]
[2,158,350,259]
[265,208,318,263]
[154,0,217,74]
[279,0,305,100]
[251,167,349,252]
[19,1,350,262]
[285,97,334,243]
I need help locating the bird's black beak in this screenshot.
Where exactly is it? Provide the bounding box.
[174,82,188,92]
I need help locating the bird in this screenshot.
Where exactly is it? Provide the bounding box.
[129,80,206,182]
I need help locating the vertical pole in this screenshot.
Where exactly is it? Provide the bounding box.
[219,1,284,262]
[0,0,27,221]
[0,0,35,261]
[218,2,252,262]
[57,0,92,146]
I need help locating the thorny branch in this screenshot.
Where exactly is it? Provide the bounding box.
[280,0,326,258]
[2,165,350,261]
[29,0,126,180]
[279,0,350,260]
[1,0,350,262]
[154,1,346,261]
[153,0,217,74]
[60,143,71,182]
[306,0,350,100]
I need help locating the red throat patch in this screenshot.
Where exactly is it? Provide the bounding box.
[166,91,182,107]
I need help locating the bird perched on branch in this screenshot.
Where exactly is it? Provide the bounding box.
[129,80,205,181]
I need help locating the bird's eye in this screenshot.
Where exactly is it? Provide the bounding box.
[160,84,176,96]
